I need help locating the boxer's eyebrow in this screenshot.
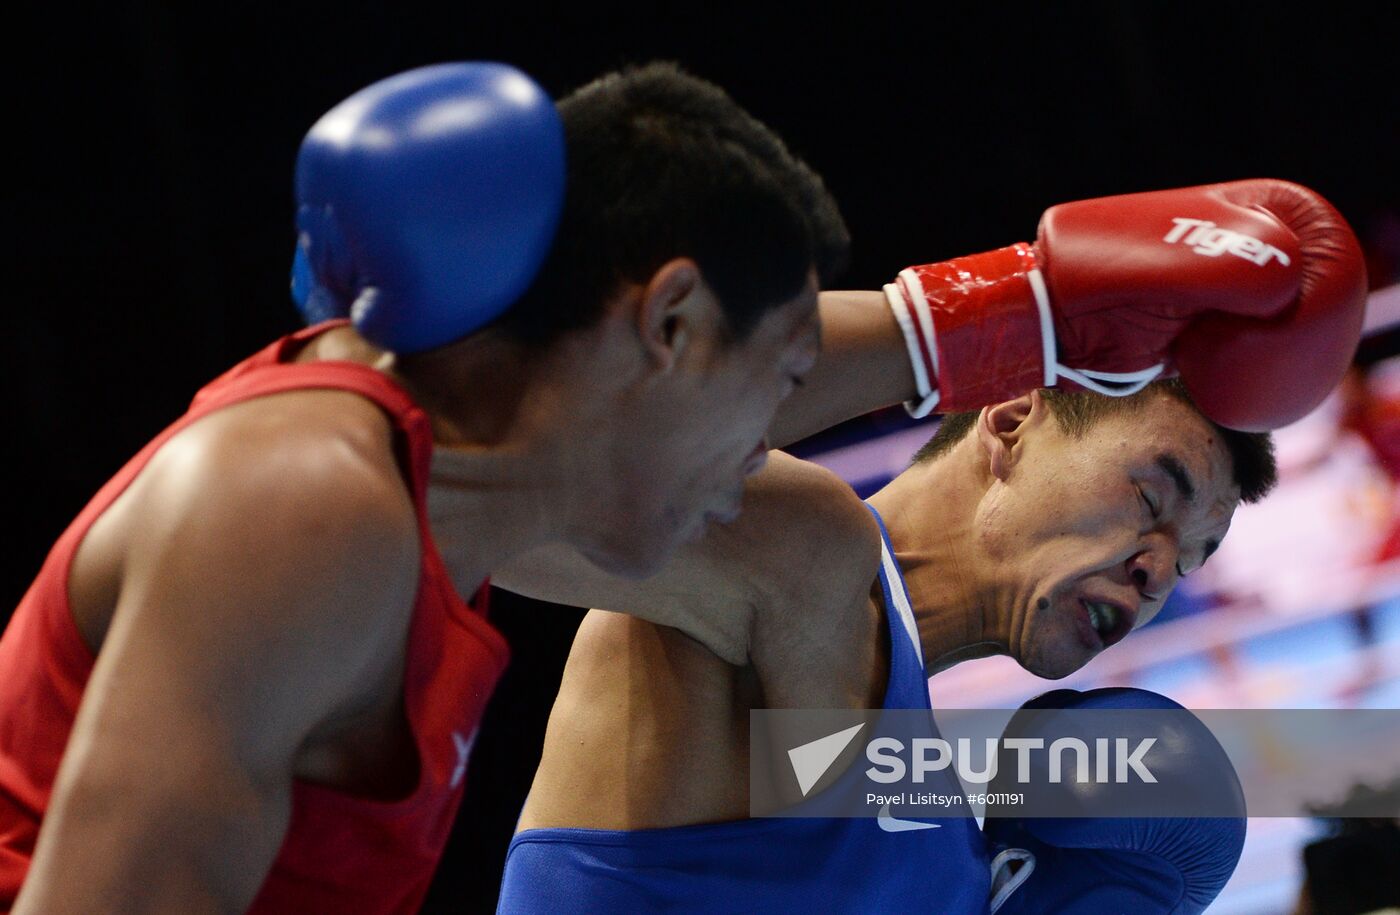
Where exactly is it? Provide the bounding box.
[1156,454,1196,504]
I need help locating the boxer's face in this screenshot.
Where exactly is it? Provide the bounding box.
[976,393,1239,679]
[586,273,821,577]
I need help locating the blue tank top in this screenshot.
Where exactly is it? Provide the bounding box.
[497,505,990,913]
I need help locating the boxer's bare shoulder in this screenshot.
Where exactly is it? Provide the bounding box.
[25,389,426,905]
[70,386,420,680]
[732,452,887,707]
[492,451,880,667]
[731,451,882,613]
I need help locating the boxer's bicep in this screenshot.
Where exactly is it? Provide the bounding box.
[17,428,419,914]
[767,290,916,448]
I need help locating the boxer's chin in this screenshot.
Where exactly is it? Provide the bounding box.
[583,543,665,580]
[580,521,685,580]
[1018,650,1083,681]
[1017,626,1094,681]
[1010,591,1101,680]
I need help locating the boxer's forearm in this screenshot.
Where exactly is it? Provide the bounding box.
[767,290,918,448]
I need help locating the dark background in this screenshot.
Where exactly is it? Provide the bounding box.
[9,2,1400,911]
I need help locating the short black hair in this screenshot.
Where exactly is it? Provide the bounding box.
[910,380,1278,504]
[495,62,850,345]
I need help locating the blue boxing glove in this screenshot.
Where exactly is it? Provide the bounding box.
[984,688,1246,915]
[291,62,565,352]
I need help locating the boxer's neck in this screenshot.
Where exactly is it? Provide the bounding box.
[291,324,589,564]
[392,321,648,564]
[865,442,1006,676]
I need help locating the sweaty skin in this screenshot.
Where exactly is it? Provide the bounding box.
[492,390,1240,830]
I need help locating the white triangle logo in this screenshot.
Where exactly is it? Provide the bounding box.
[788,723,865,797]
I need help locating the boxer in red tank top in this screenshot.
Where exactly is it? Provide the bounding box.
[2,326,510,913]
[1,287,821,913]
[1,61,845,911]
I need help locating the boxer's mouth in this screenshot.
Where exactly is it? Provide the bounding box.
[1079,597,1136,648]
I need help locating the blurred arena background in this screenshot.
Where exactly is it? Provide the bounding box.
[10,3,1399,912]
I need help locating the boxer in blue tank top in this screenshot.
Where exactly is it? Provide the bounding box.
[498,505,988,913]
[491,383,1276,914]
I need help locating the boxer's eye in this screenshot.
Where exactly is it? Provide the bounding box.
[1137,485,1159,519]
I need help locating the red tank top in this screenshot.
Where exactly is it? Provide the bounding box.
[0,323,510,912]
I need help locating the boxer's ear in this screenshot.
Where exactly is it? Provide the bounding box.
[976,391,1041,481]
[636,258,704,369]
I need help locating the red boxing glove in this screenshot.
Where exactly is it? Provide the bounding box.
[886,179,1367,430]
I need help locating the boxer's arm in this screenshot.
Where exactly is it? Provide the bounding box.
[15,414,419,914]
[767,290,918,447]
[489,453,875,666]
[492,537,759,666]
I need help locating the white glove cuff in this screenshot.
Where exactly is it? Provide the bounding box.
[884,278,942,419]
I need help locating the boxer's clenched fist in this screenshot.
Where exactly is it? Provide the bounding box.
[887,179,1367,430]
